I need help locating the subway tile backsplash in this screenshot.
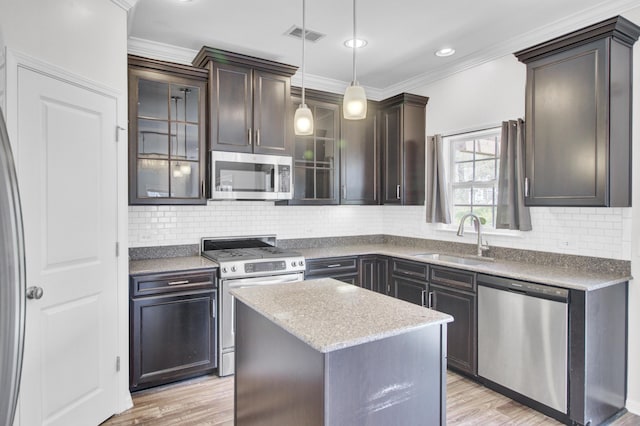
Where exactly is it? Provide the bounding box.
[128,203,631,260]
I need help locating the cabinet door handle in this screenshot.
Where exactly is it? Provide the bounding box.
[428,291,434,308]
[421,290,426,307]
[248,128,252,145]
[256,129,260,146]
[342,185,346,199]
[396,185,401,199]
[211,298,216,318]
[201,180,205,197]
[168,280,190,286]
[524,177,529,197]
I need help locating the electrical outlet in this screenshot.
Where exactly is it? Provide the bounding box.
[557,240,571,248]
[139,233,153,242]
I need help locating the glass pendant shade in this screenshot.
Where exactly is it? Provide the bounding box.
[294,104,314,135]
[343,84,367,120]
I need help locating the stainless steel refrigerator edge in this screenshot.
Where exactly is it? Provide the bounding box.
[0,111,26,426]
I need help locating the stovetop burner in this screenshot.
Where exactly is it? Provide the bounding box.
[200,236,305,279]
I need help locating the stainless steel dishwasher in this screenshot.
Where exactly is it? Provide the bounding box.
[477,274,569,413]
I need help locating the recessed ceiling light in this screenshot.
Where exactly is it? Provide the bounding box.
[344,38,367,48]
[435,47,455,57]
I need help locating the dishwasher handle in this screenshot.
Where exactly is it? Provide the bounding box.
[477,273,568,303]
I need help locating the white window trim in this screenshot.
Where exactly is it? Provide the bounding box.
[440,126,520,237]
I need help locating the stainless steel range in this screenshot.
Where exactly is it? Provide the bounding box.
[200,235,305,376]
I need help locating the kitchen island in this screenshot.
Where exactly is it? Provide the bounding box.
[231,278,453,426]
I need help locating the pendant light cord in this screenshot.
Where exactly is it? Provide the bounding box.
[302,0,306,106]
[352,0,357,84]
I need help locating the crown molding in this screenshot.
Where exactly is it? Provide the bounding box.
[290,72,384,101]
[127,37,199,65]
[127,0,640,99]
[111,0,139,12]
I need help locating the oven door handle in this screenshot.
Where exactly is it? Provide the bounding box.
[226,273,304,288]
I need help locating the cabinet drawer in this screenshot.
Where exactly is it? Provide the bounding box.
[430,266,475,292]
[391,259,428,281]
[130,270,216,297]
[305,257,358,277]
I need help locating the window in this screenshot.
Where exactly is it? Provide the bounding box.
[446,128,501,228]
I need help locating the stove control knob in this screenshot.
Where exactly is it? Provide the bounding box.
[222,267,227,274]
[231,266,237,272]
[298,260,304,267]
[291,261,297,267]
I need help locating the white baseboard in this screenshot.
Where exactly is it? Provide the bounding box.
[626,398,640,415]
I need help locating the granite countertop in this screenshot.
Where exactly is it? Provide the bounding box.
[130,256,217,275]
[231,278,453,353]
[297,244,631,292]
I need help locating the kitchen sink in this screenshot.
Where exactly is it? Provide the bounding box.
[411,253,494,265]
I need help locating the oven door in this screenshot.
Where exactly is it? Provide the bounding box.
[219,272,303,376]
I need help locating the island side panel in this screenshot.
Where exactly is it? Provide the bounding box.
[235,301,324,426]
[324,323,447,426]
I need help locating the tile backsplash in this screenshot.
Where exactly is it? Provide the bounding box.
[129,203,631,260]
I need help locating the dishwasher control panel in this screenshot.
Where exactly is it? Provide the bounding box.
[477,273,569,302]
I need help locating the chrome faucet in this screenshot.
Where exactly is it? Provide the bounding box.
[456,213,490,257]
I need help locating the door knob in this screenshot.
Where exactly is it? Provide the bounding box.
[26,286,44,300]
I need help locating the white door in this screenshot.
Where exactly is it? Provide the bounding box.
[16,66,119,425]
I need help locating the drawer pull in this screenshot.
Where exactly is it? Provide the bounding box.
[168,280,190,286]
[326,264,342,268]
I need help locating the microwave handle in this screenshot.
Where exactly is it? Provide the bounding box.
[248,128,252,146]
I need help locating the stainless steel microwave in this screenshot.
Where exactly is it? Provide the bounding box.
[210,151,293,200]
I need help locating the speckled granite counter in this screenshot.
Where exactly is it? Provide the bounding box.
[296,244,630,292]
[129,256,217,275]
[231,278,452,353]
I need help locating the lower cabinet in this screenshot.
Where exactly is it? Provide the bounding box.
[430,284,476,375]
[305,256,360,286]
[392,276,427,306]
[130,269,217,391]
[429,265,477,376]
[390,258,428,306]
[359,256,388,294]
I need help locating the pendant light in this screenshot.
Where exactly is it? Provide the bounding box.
[294,0,314,135]
[343,0,367,120]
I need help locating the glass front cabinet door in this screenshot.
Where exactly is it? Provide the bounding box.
[291,96,340,205]
[128,57,208,205]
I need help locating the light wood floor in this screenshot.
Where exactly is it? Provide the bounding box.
[103,372,640,425]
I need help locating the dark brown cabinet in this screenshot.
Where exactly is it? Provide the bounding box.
[341,101,379,205]
[380,93,428,205]
[193,47,297,156]
[389,258,428,306]
[128,56,208,205]
[515,16,640,207]
[359,256,388,294]
[129,269,217,391]
[429,266,477,376]
[290,89,340,205]
[305,256,360,285]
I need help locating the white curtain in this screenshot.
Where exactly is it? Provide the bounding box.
[496,119,532,231]
[426,134,451,224]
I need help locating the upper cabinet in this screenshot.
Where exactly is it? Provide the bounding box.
[380,93,429,205]
[515,16,640,207]
[290,88,341,205]
[341,101,379,205]
[193,47,297,156]
[128,56,208,205]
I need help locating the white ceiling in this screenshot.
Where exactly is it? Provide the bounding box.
[128,0,639,97]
